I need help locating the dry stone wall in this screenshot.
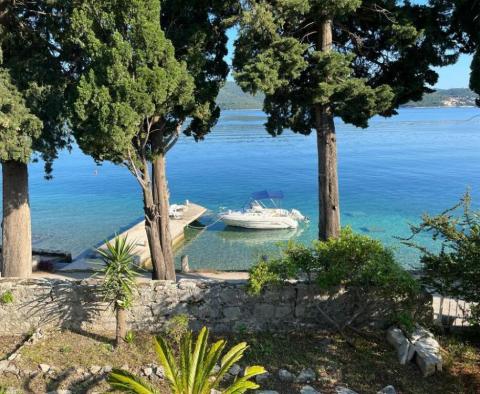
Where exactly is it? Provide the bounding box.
[0,277,423,335]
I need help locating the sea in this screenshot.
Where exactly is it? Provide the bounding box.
[22,107,480,270]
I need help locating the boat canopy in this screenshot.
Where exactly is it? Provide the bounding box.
[251,190,284,200]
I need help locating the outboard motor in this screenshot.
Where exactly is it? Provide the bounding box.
[290,209,306,221]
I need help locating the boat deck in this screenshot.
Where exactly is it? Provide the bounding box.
[58,202,207,272]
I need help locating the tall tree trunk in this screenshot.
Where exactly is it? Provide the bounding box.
[142,183,167,280]
[315,19,341,241]
[1,161,32,277]
[116,307,126,347]
[152,153,175,281]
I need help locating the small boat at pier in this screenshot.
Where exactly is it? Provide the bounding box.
[219,191,307,230]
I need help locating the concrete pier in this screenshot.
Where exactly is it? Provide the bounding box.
[59,202,207,272]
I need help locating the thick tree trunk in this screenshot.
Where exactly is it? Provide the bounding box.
[116,307,127,347]
[152,153,175,281]
[315,19,340,241]
[142,184,167,280]
[1,161,32,277]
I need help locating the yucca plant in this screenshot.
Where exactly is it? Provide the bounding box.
[108,326,266,393]
[97,235,138,347]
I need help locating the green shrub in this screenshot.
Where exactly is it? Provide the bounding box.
[124,330,135,344]
[248,227,420,328]
[402,192,480,326]
[0,290,14,304]
[163,314,190,345]
[108,326,266,394]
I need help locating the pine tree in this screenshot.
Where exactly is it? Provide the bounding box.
[0,2,71,277]
[233,0,455,240]
[70,0,235,280]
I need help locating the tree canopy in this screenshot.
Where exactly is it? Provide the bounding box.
[0,1,72,175]
[71,0,194,165]
[0,67,42,163]
[233,0,456,136]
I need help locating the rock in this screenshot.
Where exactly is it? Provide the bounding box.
[90,365,102,375]
[143,367,153,377]
[296,368,316,383]
[229,363,242,376]
[155,366,165,378]
[5,364,20,376]
[256,391,279,394]
[377,386,396,394]
[386,327,414,365]
[0,359,9,372]
[300,385,320,394]
[7,353,19,361]
[278,368,295,382]
[411,326,442,377]
[335,387,358,394]
[414,341,443,377]
[103,365,113,373]
[39,364,51,373]
[255,371,271,384]
[212,364,221,374]
[210,390,221,394]
[56,391,73,394]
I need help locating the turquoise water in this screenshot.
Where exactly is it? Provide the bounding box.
[23,107,480,269]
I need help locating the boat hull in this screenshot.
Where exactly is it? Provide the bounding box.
[220,214,298,229]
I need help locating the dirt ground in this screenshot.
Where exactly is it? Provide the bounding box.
[0,328,479,394]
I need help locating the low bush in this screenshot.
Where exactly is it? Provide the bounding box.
[402,192,480,326]
[248,227,421,332]
[0,290,14,304]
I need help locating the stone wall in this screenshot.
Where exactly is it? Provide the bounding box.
[0,277,424,335]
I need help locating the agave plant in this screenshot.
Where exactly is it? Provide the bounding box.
[108,326,266,393]
[97,235,138,347]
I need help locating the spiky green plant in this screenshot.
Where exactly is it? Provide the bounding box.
[97,235,138,346]
[108,326,266,394]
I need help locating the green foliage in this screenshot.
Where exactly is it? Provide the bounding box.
[97,236,139,311]
[70,0,194,165]
[0,290,14,305]
[233,0,454,135]
[248,227,420,326]
[0,1,72,175]
[163,314,190,345]
[108,326,266,394]
[160,0,239,137]
[124,331,136,344]
[431,0,480,105]
[0,69,42,163]
[402,192,480,326]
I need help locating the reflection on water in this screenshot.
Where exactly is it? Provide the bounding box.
[216,226,304,245]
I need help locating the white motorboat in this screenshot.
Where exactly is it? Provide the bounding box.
[219,191,307,230]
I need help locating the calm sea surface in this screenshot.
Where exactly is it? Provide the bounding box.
[22,107,480,269]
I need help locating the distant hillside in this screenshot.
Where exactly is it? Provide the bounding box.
[217,81,264,109]
[217,82,478,110]
[405,88,477,107]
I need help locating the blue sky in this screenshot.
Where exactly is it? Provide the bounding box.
[225,28,473,90]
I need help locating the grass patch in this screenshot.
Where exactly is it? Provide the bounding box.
[0,329,478,393]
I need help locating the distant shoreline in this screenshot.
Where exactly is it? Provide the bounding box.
[218,82,478,110]
[220,105,477,111]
